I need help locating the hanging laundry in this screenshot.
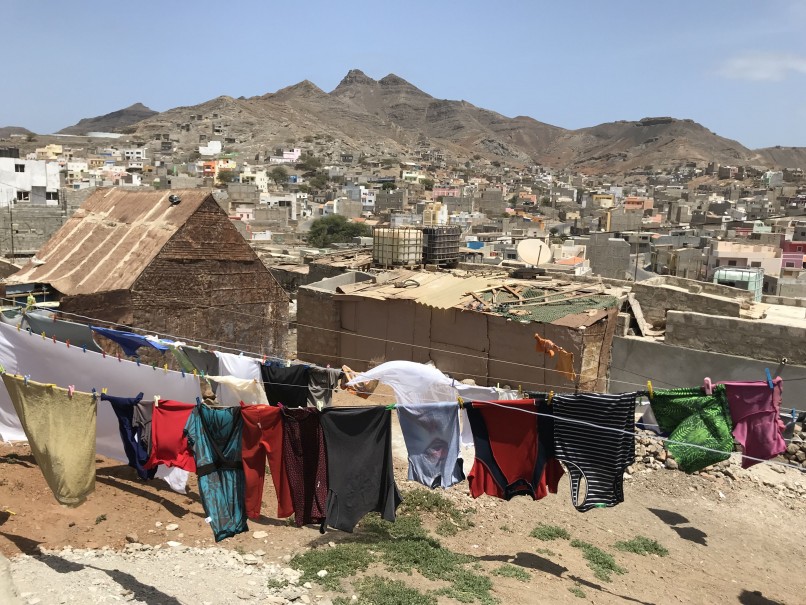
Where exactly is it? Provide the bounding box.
[280,406,328,527]
[90,326,170,357]
[552,392,637,511]
[533,332,576,382]
[241,404,294,520]
[397,402,464,489]
[320,407,401,532]
[455,383,520,447]
[2,374,96,506]
[207,376,268,406]
[651,386,734,473]
[307,367,343,409]
[261,364,310,408]
[345,360,455,404]
[216,351,261,404]
[179,346,220,393]
[101,392,157,481]
[24,311,103,353]
[185,405,248,541]
[144,400,197,473]
[466,399,563,501]
[340,365,378,399]
[720,378,786,468]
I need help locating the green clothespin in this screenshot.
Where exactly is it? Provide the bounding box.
[385,403,396,410]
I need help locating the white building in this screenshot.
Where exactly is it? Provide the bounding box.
[0,159,61,206]
[269,148,301,164]
[240,165,270,192]
[199,140,223,156]
[122,148,147,161]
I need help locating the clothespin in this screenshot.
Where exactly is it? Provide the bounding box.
[239,351,243,357]
[26,327,31,335]
[102,350,106,358]
[16,323,20,332]
[40,331,45,340]
[82,344,86,353]
[647,381,653,399]
[154,395,160,408]
[91,388,97,400]
[52,334,56,344]
[136,359,140,366]
[765,368,774,390]
[703,377,713,395]
[117,352,121,362]
[201,370,206,379]
[547,391,554,405]
[262,355,267,363]
[0,365,5,374]
[65,339,70,349]
[23,375,29,387]
[193,369,198,376]
[518,384,523,396]
[196,397,202,405]
[67,385,75,398]
[163,363,168,373]
[385,403,396,410]
[457,396,464,409]
[101,387,107,395]
[151,362,156,371]
[181,368,185,377]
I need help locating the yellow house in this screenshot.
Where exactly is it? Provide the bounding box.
[35,144,63,160]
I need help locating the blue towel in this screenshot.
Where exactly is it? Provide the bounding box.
[91,326,170,357]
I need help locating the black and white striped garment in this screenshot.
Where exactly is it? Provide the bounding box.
[551,392,637,512]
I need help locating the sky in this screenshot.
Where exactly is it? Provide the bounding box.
[4,0,806,148]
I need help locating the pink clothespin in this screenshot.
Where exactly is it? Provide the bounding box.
[66,339,70,349]
[703,377,713,395]
[52,334,56,344]
[102,350,106,358]
[67,385,75,398]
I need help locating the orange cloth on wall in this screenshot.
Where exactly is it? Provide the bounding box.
[534,332,576,383]
[534,333,556,357]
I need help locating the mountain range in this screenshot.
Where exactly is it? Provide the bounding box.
[21,71,806,173]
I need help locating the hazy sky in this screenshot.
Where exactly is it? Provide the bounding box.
[4,0,805,148]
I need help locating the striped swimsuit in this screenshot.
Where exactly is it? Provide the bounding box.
[552,392,637,512]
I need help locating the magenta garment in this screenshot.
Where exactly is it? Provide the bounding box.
[720,378,785,468]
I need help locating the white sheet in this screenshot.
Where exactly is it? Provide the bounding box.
[346,360,457,405]
[215,351,262,405]
[0,322,203,492]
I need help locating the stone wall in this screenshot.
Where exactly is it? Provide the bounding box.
[631,282,742,327]
[664,311,804,365]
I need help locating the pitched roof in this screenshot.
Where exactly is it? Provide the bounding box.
[6,188,213,295]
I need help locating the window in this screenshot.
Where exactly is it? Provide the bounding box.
[46,191,59,201]
[16,191,29,201]
[785,262,795,268]
[751,261,761,267]
[798,246,803,252]
[727,260,737,266]
[14,164,24,173]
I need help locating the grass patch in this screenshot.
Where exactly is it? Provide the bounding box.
[570,540,626,582]
[614,536,669,557]
[529,523,570,541]
[436,519,460,536]
[535,547,556,557]
[335,576,436,605]
[491,564,530,582]
[401,488,473,533]
[499,524,512,533]
[569,584,586,598]
[266,578,288,591]
[434,568,496,605]
[94,514,107,525]
[291,543,373,589]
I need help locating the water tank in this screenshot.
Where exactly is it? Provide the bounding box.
[421,225,461,267]
[372,227,423,268]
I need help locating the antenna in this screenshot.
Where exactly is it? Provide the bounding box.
[516,239,552,266]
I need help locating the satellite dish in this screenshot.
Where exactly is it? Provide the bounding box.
[516,239,553,266]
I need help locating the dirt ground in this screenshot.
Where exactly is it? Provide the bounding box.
[1,387,805,604]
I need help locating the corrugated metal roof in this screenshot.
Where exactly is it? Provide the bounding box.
[6,188,213,295]
[336,269,496,310]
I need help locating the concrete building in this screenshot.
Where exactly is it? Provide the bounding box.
[298,269,623,392]
[3,188,289,356]
[0,159,61,206]
[576,234,631,279]
[707,241,782,277]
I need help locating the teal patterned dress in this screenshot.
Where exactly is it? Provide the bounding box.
[185,405,247,541]
[650,385,734,473]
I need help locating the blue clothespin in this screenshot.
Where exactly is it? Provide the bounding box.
[201,370,206,379]
[181,368,185,377]
[196,397,202,405]
[82,344,86,353]
[136,359,140,366]
[26,327,31,335]
[92,387,97,400]
[23,375,29,387]
[765,368,774,389]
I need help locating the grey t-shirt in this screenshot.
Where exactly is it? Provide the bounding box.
[397,402,465,489]
[307,367,343,408]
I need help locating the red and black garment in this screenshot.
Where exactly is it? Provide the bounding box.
[465,397,563,500]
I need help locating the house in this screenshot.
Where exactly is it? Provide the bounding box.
[2,188,289,356]
[0,159,61,206]
[297,269,623,391]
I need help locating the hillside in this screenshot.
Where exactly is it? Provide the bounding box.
[123,71,806,173]
[57,102,158,135]
[0,126,34,139]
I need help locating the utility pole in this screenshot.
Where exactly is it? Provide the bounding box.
[9,200,14,263]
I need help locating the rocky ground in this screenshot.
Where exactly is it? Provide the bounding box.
[2,390,806,604]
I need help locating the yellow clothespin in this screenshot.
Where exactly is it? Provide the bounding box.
[16,323,20,332]
[547,391,554,405]
[193,369,198,377]
[457,396,464,409]
[647,381,653,399]
[40,331,45,340]
[518,384,523,396]
[101,387,108,395]
[163,363,168,373]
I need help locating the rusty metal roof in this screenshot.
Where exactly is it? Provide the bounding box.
[6,188,213,296]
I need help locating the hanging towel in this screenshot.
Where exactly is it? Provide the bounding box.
[185,405,248,541]
[552,392,637,512]
[397,402,464,489]
[144,400,197,473]
[90,326,170,357]
[345,360,454,404]
[2,374,96,506]
[651,386,734,473]
[720,378,786,468]
[280,406,328,527]
[307,367,343,408]
[208,376,268,406]
[240,404,294,520]
[320,407,401,532]
[261,364,310,408]
[466,399,563,501]
[24,311,103,353]
[101,392,156,481]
